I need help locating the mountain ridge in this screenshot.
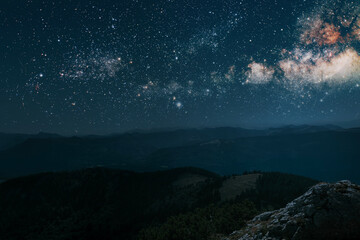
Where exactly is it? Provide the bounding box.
[0,125,357,183]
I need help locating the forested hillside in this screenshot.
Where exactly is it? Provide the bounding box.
[0,168,317,240]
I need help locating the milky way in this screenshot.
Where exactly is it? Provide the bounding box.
[248,0,360,89]
[1,0,360,134]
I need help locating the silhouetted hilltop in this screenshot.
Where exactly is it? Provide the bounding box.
[266,124,342,136]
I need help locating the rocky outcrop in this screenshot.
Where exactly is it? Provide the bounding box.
[227,180,360,240]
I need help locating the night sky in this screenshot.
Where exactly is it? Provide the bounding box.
[1,0,360,135]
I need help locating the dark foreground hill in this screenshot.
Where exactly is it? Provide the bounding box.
[0,125,358,184]
[0,168,317,240]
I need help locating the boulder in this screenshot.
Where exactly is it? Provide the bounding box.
[227,180,360,240]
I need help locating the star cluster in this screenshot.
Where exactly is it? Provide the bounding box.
[1,0,360,134]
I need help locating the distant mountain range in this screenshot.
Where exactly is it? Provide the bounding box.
[0,132,61,151]
[0,125,359,183]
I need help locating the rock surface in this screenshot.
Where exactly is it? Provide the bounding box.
[227,180,360,240]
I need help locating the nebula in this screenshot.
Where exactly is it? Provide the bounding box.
[300,20,343,46]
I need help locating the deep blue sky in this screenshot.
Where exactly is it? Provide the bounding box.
[1,0,360,134]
